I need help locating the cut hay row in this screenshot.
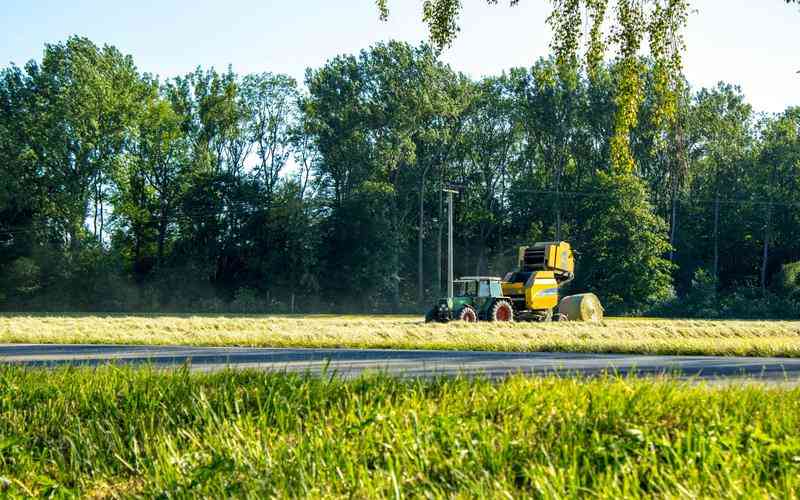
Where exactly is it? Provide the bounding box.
[2,315,800,357]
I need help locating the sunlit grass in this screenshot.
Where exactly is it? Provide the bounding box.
[1,366,799,497]
[2,314,800,357]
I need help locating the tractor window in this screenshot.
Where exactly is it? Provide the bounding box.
[478,280,492,297]
[455,281,478,297]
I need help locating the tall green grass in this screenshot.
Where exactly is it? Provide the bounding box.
[1,367,799,498]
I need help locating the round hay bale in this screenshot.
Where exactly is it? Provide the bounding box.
[558,293,604,322]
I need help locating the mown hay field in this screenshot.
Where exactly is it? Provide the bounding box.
[2,314,800,357]
[1,366,799,497]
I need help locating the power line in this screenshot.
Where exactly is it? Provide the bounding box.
[0,188,798,238]
[507,188,800,208]
[0,195,314,237]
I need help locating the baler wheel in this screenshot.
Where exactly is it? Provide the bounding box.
[537,309,554,322]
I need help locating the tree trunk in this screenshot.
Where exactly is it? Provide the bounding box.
[475,242,482,277]
[157,207,168,269]
[475,222,488,276]
[554,163,562,241]
[383,158,404,312]
[713,194,720,282]
[389,186,402,312]
[133,177,143,273]
[669,184,678,263]
[68,223,80,252]
[417,170,427,306]
[669,117,687,264]
[93,185,99,239]
[761,202,772,294]
[134,231,142,270]
[462,226,470,281]
[497,178,504,261]
[99,190,105,244]
[476,246,487,276]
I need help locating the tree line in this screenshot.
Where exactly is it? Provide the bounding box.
[1,37,798,315]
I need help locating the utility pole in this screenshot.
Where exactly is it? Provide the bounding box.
[443,186,460,299]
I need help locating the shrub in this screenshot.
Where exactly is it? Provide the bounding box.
[4,256,41,297]
[773,261,800,301]
[231,287,267,313]
[650,271,800,320]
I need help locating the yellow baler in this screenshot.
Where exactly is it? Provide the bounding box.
[501,241,580,321]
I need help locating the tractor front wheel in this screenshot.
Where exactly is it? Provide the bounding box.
[424,308,437,323]
[490,301,514,322]
[457,306,478,322]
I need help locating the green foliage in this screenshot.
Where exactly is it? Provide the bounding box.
[321,181,400,310]
[688,267,717,309]
[2,367,800,496]
[230,287,267,313]
[1,36,799,316]
[378,0,690,178]
[574,172,674,312]
[1,257,41,297]
[32,37,142,245]
[652,267,800,319]
[304,41,461,308]
[654,288,800,320]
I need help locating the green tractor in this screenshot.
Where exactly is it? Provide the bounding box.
[425,277,515,323]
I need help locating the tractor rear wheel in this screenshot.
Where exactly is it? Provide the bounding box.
[457,306,478,322]
[490,300,514,322]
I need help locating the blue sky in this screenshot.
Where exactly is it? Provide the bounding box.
[1,0,798,113]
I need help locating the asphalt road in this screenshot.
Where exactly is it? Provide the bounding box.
[2,344,800,382]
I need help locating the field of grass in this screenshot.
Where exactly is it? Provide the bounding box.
[2,314,800,357]
[1,366,799,497]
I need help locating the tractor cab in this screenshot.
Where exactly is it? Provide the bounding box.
[454,277,503,298]
[426,277,514,323]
